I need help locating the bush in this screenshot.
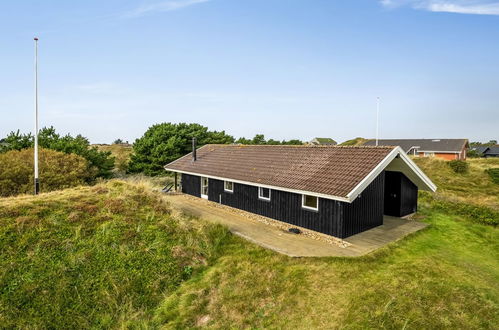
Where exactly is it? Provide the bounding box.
[486,168,499,184]
[128,123,235,176]
[0,148,92,197]
[1,127,115,179]
[448,160,469,174]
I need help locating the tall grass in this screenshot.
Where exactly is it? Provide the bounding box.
[414,157,499,210]
[0,181,229,328]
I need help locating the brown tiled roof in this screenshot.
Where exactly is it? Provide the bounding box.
[164,145,396,199]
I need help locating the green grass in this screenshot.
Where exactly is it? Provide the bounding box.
[339,137,369,146]
[155,206,499,329]
[0,181,229,328]
[413,157,499,210]
[0,160,498,328]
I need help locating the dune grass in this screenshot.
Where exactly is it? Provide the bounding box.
[155,205,499,329]
[0,181,229,328]
[0,159,498,328]
[413,157,499,210]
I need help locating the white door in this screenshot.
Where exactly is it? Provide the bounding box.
[201,177,208,199]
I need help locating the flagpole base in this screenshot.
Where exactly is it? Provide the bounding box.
[34,178,40,195]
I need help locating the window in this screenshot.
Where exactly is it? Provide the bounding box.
[258,187,271,201]
[224,181,234,192]
[302,194,318,211]
[424,152,435,157]
[201,177,208,199]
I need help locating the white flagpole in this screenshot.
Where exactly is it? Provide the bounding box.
[375,96,380,147]
[34,37,40,195]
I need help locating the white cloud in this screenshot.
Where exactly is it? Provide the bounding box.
[380,0,499,15]
[122,0,210,18]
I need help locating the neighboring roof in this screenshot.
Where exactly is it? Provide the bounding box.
[484,146,499,156]
[363,139,469,153]
[311,137,337,145]
[164,145,436,203]
[474,146,489,154]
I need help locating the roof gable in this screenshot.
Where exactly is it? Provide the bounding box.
[165,145,436,202]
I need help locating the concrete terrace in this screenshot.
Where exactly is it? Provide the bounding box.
[164,194,428,257]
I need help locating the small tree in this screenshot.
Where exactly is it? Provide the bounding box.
[113,139,124,145]
[128,123,234,176]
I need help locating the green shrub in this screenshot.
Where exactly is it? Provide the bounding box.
[0,148,92,197]
[128,123,234,176]
[1,127,115,179]
[448,159,469,174]
[486,168,499,184]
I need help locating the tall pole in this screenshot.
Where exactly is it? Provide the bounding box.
[34,37,40,195]
[375,96,380,147]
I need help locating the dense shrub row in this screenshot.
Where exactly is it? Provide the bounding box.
[0,148,91,197]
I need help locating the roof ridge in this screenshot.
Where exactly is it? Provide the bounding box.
[203,144,395,149]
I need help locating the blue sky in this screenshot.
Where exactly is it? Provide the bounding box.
[0,0,498,143]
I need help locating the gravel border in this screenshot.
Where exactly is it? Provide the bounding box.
[175,193,351,248]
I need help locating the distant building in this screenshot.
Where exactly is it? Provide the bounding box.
[474,146,499,158]
[363,139,469,160]
[309,137,337,146]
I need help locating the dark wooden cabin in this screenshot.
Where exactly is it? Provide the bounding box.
[165,144,436,239]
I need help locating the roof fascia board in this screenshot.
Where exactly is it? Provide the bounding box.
[415,150,462,154]
[346,147,400,201]
[397,150,437,192]
[165,168,352,203]
[346,146,437,202]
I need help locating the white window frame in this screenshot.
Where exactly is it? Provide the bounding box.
[302,194,319,211]
[258,187,271,201]
[224,180,234,193]
[200,177,209,199]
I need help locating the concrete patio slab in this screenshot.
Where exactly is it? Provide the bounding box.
[164,194,428,257]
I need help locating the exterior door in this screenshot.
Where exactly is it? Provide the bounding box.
[384,171,401,217]
[201,177,208,199]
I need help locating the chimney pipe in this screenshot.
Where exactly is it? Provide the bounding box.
[192,137,197,161]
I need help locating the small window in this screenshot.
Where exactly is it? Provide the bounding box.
[224,181,234,192]
[258,187,271,201]
[302,194,318,211]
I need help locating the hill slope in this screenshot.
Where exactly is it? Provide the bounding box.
[0,181,229,328]
[0,172,498,328]
[414,157,499,210]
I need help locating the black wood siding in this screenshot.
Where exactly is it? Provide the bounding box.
[399,172,418,216]
[342,173,385,237]
[181,174,200,197]
[208,178,344,238]
[180,172,392,238]
[384,171,418,217]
